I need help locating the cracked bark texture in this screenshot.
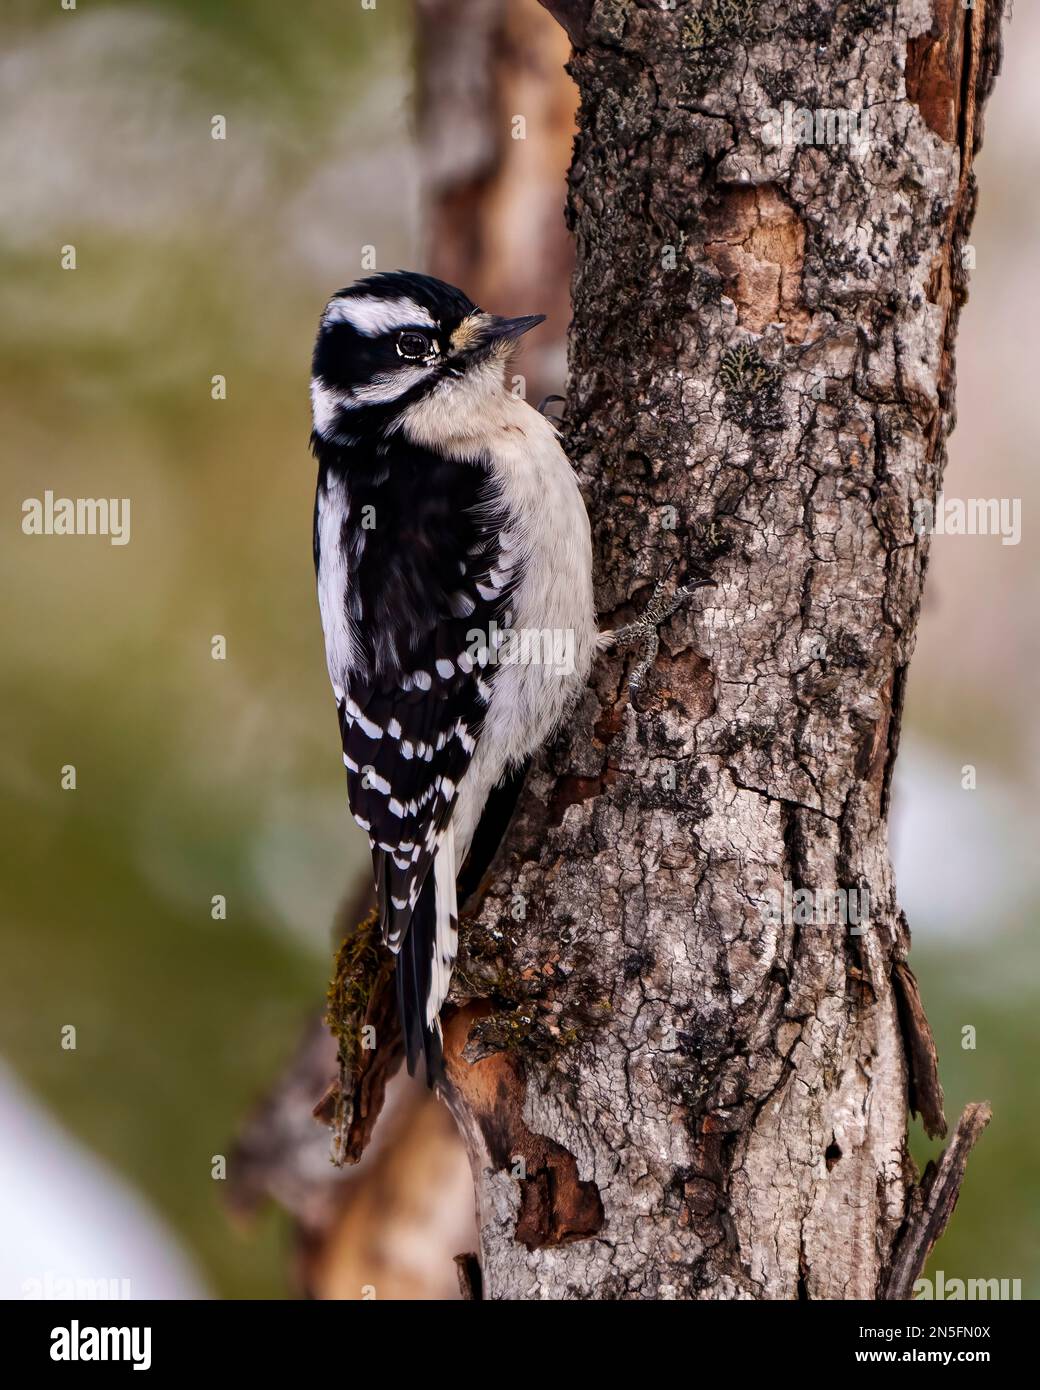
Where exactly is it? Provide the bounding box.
[441,0,1004,1299]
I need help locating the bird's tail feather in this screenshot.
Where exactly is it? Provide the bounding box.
[396,831,457,1086]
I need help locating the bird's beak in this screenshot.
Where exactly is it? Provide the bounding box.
[448,312,546,363]
[480,313,546,344]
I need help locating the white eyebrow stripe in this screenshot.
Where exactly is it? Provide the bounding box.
[325,295,436,336]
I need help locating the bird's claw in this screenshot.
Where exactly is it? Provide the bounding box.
[612,574,714,695]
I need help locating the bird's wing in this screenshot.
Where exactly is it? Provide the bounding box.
[322,448,521,952]
[341,638,488,951]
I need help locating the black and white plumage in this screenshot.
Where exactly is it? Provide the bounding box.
[310,271,601,1083]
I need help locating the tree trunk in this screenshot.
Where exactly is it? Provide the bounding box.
[440,0,1004,1300]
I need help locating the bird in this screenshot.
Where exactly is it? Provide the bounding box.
[310,270,709,1085]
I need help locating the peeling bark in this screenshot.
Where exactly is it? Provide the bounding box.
[443,1005,605,1252]
[437,0,1004,1300]
[883,1102,992,1300]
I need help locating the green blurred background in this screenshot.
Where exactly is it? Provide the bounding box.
[1,1,1036,1298]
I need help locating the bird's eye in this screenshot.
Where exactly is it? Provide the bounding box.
[396,331,432,360]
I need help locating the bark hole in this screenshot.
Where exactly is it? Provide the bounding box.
[704,185,809,341]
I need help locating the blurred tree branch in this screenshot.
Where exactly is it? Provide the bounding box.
[416,0,576,404]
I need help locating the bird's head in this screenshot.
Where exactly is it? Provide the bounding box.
[310,271,545,449]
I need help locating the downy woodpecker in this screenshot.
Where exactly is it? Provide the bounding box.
[310,271,703,1083]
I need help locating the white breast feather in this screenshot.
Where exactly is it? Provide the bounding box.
[398,366,598,863]
[316,473,356,701]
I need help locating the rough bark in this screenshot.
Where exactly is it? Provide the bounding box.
[438,0,1003,1300]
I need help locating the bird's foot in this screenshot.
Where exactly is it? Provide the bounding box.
[608,574,715,695]
[538,394,567,424]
